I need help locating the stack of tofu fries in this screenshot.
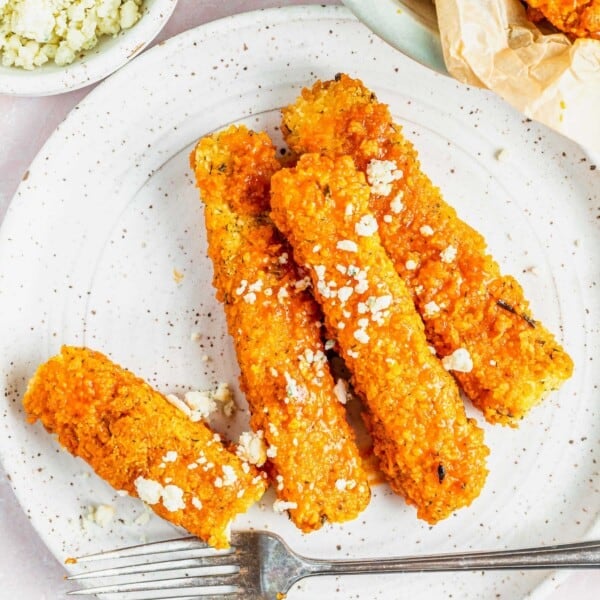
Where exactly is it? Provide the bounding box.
[24,76,573,548]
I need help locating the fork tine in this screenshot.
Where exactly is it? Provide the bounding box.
[73,537,216,562]
[66,573,239,595]
[68,555,238,580]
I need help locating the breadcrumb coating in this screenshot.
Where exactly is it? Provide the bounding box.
[270,153,489,524]
[282,75,573,426]
[190,125,370,531]
[525,0,600,39]
[22,346,267,549]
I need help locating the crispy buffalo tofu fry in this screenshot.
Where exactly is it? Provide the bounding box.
[282,75,573,426]
[22,346,267,549]
[270,153,489,524]
[525,0,600,40]
[190,125,370,531]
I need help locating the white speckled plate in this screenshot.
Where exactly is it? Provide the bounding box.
[0,0,178,96]
[0,6,598,599]
[341,0,446,73]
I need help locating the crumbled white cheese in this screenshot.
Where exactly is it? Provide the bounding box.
[353,329,370,344]
[0,0,143,70]
[183,390,217,419]
[161,451,177,463]
[441,348,473,373]
[87,504,115,527]
[405,259,418,271]
[273,499,298,513]
[162,484,185,512]
[277,286,289,301]
[278,252,288,264]
[236,430,267,466]
[355,279,369,294]
[221,465,238,486]
[440,245,458,263]
[235,280,248,295]
[167,383,235,422]
[243,291,257,304]
[495,148,510,162]
[366,159,403,196]
[335,478,347,491]
[420,225,434,237]
[383,214,393,223]
[355,214,378,237]
[336,239,358,253]
[191,497,203,511]
[334,379,349,405]
[294,277,311,291]
[266,445,278,458]
[337,286,353,303]
[389,192,404,213]
[324,339,336,351]
[423,300,441,317]
[134,477,163,505]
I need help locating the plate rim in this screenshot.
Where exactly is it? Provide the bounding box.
[341,0,447,74]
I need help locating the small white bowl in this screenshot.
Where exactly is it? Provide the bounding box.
[0,0,178,97]
[342,0,446,74]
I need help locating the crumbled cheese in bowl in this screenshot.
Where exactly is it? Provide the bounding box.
[0,0,144,70]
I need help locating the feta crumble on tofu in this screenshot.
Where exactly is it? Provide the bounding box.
[405,259,418,271]
[355,214,378,237]
[366,159,403,196]
[440,245,458,264]
[236,430,267,466]
[336,239,358,253]
[166,383,235,422]
[161,484,185,512]
[389,192,404,213]
[423,300,441,317]
[419,225,434,237]
[162,450,178,463]
[0,0,144,70]
[334,378,349,404]
[134,476,163,505]
[273,499,298,513]
[441,347,473,373]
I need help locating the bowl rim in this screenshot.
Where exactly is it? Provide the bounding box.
[0,0,179,97]
[341,0,447,75]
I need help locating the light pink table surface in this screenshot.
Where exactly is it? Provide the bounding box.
[0,1,597,598]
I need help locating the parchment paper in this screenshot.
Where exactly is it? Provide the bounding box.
[435,0,600,154]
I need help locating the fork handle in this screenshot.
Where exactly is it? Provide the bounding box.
[302,540,600,576]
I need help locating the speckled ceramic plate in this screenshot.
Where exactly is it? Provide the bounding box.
[0,6,598,599]
[341,0,446,74]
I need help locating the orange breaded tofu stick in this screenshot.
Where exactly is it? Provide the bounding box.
[282,75,573,426]
[525,0,600,40]
[190,125,370,531]
[22,346,267,549]
[270,153,489,524]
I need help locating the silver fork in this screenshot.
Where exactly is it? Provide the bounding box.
[67,531,600,600]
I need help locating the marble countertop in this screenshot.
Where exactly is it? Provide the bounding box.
[0,1,597,598]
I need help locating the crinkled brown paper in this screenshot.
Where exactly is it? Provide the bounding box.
[436,0,600,154]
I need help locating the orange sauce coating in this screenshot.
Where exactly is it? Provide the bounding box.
[190,125,370,531]
[271,153,489,523]
[282,75,573,426]
[23,346,266,549]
